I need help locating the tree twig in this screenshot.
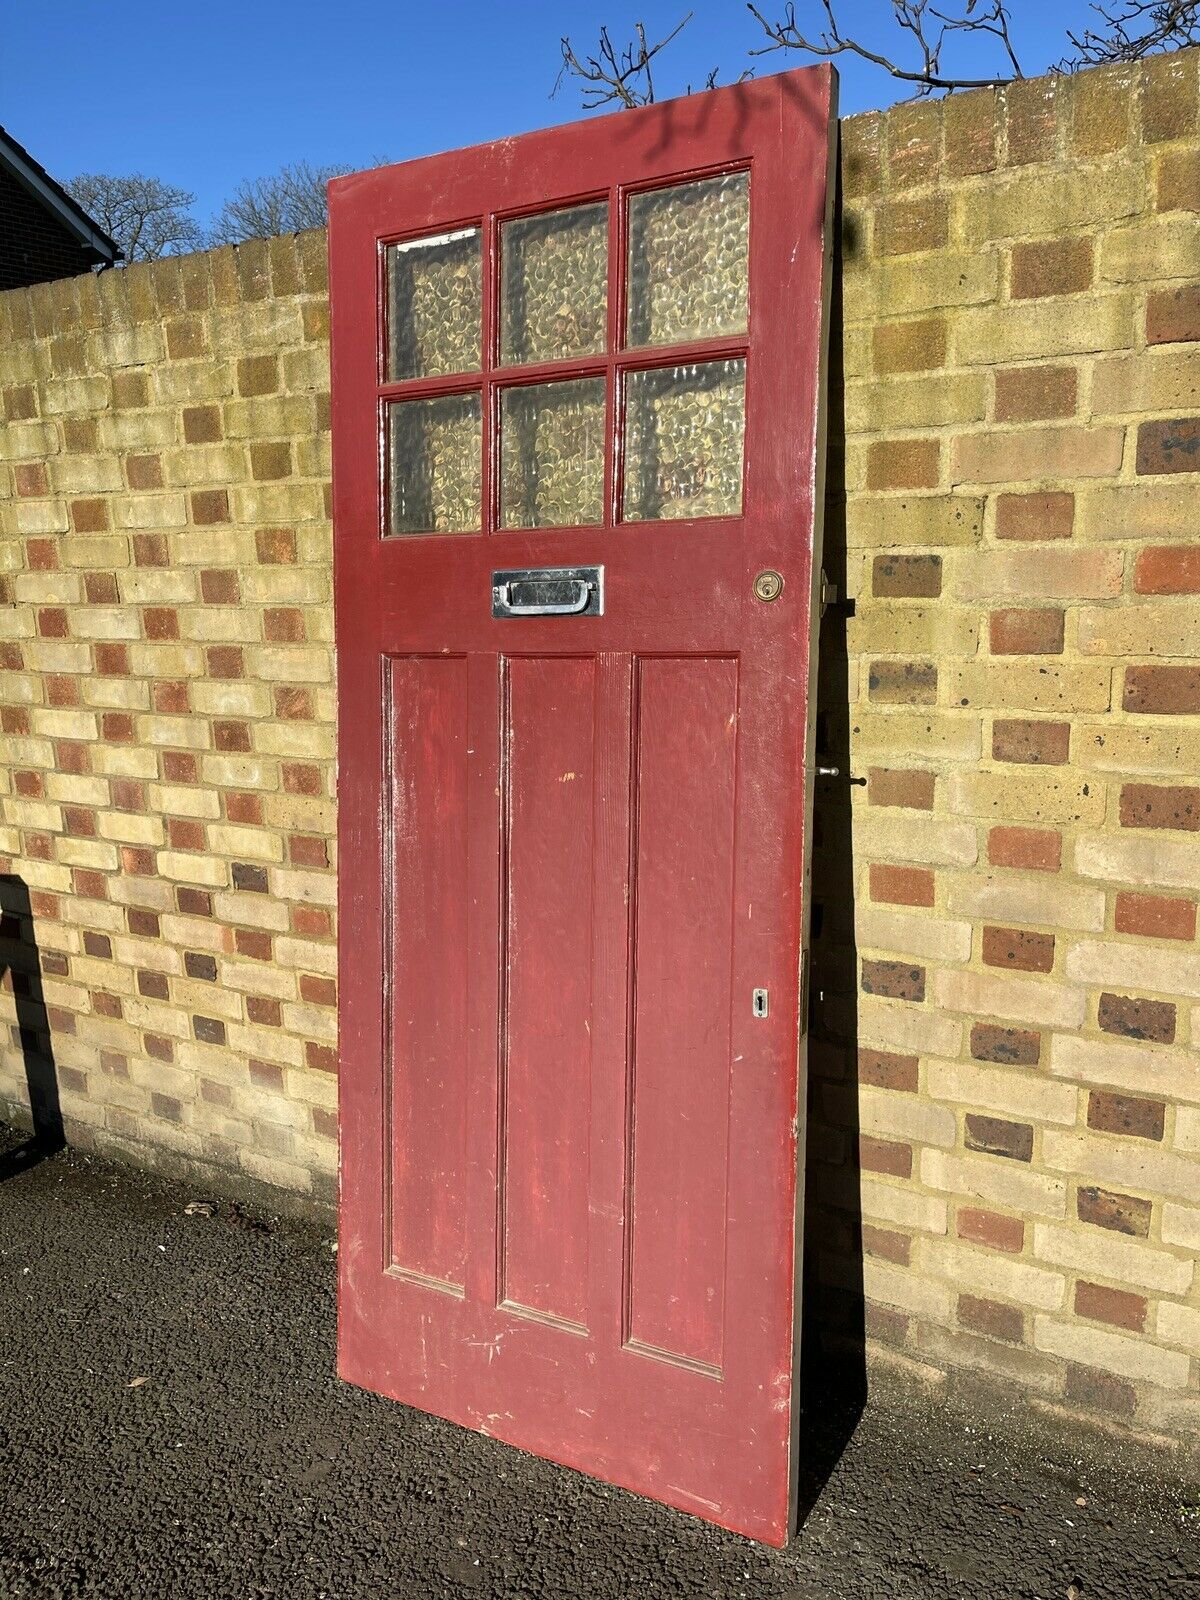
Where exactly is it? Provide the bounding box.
[1059,0,1199,68]
[554,13,695,107]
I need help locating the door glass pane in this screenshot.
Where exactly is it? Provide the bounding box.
[388,393,481,535]
[500,203,608,366]
[500,378,605,529]
[386,228,481,380]
[626,173,749,348]
[622,359,745,522]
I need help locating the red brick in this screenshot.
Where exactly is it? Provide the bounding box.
[861,958,925,1002]
[193,1015,227,1045]
[1123,665,1200,715]
[247,996,282,1027]
[128,908,161,936]
[988,825,1062,872]
[264,608,305,642]
[283,763,322,796]
[37,607,68,638]
[200,569,240,604]
[1119,783,1200,831]
[1077,1185,1153,1238]
[863,1224,911,1266]
[867,768,935,809]
[958,1293,1023,1343]
[235,928,273,961]
[167,818,205,851]
[255,527,296,564]
[1134,545,1200,594]
[190,489,230,524]
[1146,285,1200,345]
[990,607,1064,655]
[144,607,179,640]
[858,1047,919,1093]
[288,834,328,868]
[163,751,198,783]
[125,453,163,490]
[1075,1280,1147,1333]
[111,779,145,811]
[249,1058,285,1090]
[84,572,118,604]
[214,720,252,752]
[184,952,218,982]
[1114,891,1196,941]
[14,462,48,497]
[133,533,169,567]
[991,718,1069,765]
[1136,417,1200,475]
[226,793,263,825]
[145,1033,175,1063]
[867,661,937,704]
[982,926,1055,974]
[994,366,1076,423]
[275,687,314,720]
[25,539,54,572]
[1098,992,1176,1044]
[306,1042,338,1073]
[1088,1090,1165,1141]
[206,645,244,678]
[70,497,108,532]
[957,1206,1024,1254]
[153,681,190,715]
[182,405,222,444]
[232,863,269,893]
[869,864,935,908]
[965,1114,1034,1162]
[1065,1363,1136,1417]
[1011,236,1092,299]
[175,888,211,917]
[300,974,337,1008]
[102,713,135,742]
[859,1135,913,1178]
[872,553,942,598]
[293,907,332,939]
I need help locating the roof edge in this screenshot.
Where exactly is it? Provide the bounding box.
[0,123,122,263]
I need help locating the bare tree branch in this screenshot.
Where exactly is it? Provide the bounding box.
[64,173,203,262]
[208,161,350,245]
[1060,0,1200,67]
[554,13,732,107]
[747,1,1024,95]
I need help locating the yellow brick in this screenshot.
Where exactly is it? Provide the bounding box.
[946,873,1104,930]
[848,603,979,656]
[858,995,962,1059]
[1043,1128,1200,1206]
[855,905,973,963]
[933,967,1086,1028]
[953,298,1133,365]
[1098,219,1200,284]
[1091,351,1199,416]
[857,808,978,866]
[960,164,1142,243]
[944,662,1112,713]
[1033,1315,1189,1390]
[1077,602,1199,659]
[950,769,1104,826]
[1077,482,1195,542]
[952,425,1125,485]
[845,374,986,433]
[926,1058,1078,1125]
[922,1238,1066,1310]
[1075,721,1200,776]
[1076,829,1200,889]
[157,851,228,887]
[1065,939,1200,1000]
[921,1148,1067,1218]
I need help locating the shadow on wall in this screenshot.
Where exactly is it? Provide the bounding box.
[796,168,868,1529]
[0,875,64,1180]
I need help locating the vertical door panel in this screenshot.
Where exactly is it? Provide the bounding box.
[625,656,739,1373]
[386,655,470,1290]
[500,655,596,1327]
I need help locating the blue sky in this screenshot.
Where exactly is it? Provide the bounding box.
[6,2,1118,223]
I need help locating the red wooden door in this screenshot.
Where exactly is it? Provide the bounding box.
[330,68,835,1546]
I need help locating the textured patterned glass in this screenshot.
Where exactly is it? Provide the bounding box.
[626,172,749,348]
[388,393,481,535]
[622,359,745,522]
[500,203,608,365]
[500,378,606,529]
[386,228,481,380]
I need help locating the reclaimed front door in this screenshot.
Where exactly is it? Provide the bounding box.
[330,67,835,1545]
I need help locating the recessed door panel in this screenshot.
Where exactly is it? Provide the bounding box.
[385,655,469,1290]
[500,655,596,1328]
[625,657,738,1372]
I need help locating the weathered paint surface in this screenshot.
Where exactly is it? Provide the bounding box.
[329,65,835,1545]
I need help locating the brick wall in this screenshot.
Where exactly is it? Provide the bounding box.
[0,163,104,292]
[1,54,1197,1449]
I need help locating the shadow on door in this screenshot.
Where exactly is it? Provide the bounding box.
[796,173,868,1529]
[0,875,64,1180]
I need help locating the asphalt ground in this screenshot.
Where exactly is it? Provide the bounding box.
[1,1122,1196,1600]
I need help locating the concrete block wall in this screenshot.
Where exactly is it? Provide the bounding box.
[0,53,1197,1448]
